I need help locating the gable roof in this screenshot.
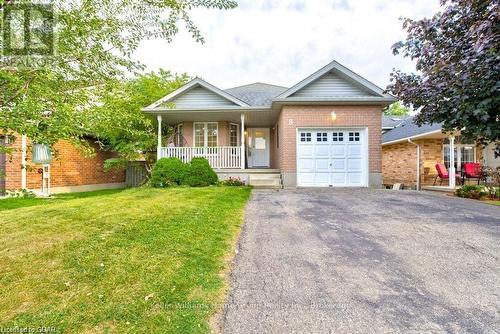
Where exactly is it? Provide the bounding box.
[382,115,412,129]
[382,116,444,144]
[225,83,288,107]
[277,60,395,100]
[145,77,249,109]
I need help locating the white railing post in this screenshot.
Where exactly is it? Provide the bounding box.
[449,135,456,189]
[241,113,245,169]
[157,115,162,160]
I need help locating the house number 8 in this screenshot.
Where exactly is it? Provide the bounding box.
[288,119,294,125]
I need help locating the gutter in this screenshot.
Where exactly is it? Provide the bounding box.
[407,138,420,191]
[382,129,444,146]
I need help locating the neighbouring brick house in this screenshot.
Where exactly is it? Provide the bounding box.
[0,134,125,194]
[142,60,396,188]
[381,116,498,188]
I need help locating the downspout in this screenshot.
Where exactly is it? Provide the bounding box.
[408,138,420,191]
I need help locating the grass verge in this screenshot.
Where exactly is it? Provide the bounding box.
[0,187,251,333]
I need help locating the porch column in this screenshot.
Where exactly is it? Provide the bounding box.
[157,115,162,161]
[449,135,456,188]
[240,113,245,169]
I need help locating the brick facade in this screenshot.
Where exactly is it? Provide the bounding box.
[274,105,384,186]
[3,135,125,192]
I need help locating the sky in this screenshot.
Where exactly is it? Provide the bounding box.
[133,0,442,90]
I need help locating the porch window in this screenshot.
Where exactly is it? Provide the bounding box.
[194,122,218,147]
[229,123,240,147]
[443,137,475,171]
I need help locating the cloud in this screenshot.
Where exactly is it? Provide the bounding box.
[133,0,441,90]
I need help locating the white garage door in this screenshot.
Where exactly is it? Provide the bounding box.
[297,129,368,187]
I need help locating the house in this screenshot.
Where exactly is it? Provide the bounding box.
[382,116,499,188]
[0,134,125,194]
[143,60,396,187]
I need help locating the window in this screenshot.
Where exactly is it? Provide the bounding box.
[443,142,476,171]
[300,132,311,142]
[349,132,360,142]
[229,123,239,147]
[194,122,218,147]
[332,132,344,142]
[316,132,328,142]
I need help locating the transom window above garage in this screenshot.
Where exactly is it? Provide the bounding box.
[316,132,328,142]
[349,132,360,142]
[300,132,312,142]
[332,132,344,142]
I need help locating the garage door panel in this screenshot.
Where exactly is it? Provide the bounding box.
[297,173,314,185]
[331,159,346,171]
[347,145,362,157]
[332,173,346,185]
[314,173,331,186]
[315,159,330,172]
[347,158,362,171]
[298,158,314,172]
[314,145,330,157]
[348,173,363,185]
[298,145,314,158]
[331,145,346,157]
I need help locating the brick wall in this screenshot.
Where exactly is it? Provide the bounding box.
[383,138,484,186]
[277,105,383,173]
[4,135,124,191]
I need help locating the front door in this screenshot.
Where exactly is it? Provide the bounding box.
[247,128,270,168]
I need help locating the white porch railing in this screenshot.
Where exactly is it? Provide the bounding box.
[159,146,242,169]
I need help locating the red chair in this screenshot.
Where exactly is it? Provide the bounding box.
[462,162,482,185]
[433,163,461,185]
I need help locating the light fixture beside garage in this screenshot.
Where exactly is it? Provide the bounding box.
[330,111,337,122]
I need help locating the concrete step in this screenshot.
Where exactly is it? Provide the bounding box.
[248,175,282,188]
[249,174,281,181]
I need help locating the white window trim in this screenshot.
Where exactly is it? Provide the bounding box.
[229,123,240,147]
[193,122,219,147]
[443,143,476,171]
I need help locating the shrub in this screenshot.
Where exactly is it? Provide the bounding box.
[150,157,187,188]
[220,177,246,186]
[456,185,487,200]
[183,157,218,187]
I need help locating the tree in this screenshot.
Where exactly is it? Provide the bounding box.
[92,70,189,171]
[383,102,411,116]
[0,0,237,150]
[387,0,499,156]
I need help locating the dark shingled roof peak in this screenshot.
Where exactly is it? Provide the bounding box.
[224,82,288,107]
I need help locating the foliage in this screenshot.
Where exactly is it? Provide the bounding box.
[150,157,188,188]
[93,70,189,171]
[388,0,500,156]
[456,185,488,199]
[219,177,246,186]
[183,157,218,187]
[0,187,251,333]
[0,0,237,151]
[5,189,37,198]
[383,102,411,116]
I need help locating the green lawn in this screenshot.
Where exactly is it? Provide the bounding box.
[0,187,251,333]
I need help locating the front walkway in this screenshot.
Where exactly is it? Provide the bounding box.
[221,189,500,333]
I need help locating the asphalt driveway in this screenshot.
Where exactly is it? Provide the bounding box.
[221,189,500,334]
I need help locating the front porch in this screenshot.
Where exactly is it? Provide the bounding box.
[154,110,278,170]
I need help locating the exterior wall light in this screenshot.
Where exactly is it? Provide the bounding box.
[330,111,337,121]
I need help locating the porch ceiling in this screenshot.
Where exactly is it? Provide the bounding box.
[144,108,279,127]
